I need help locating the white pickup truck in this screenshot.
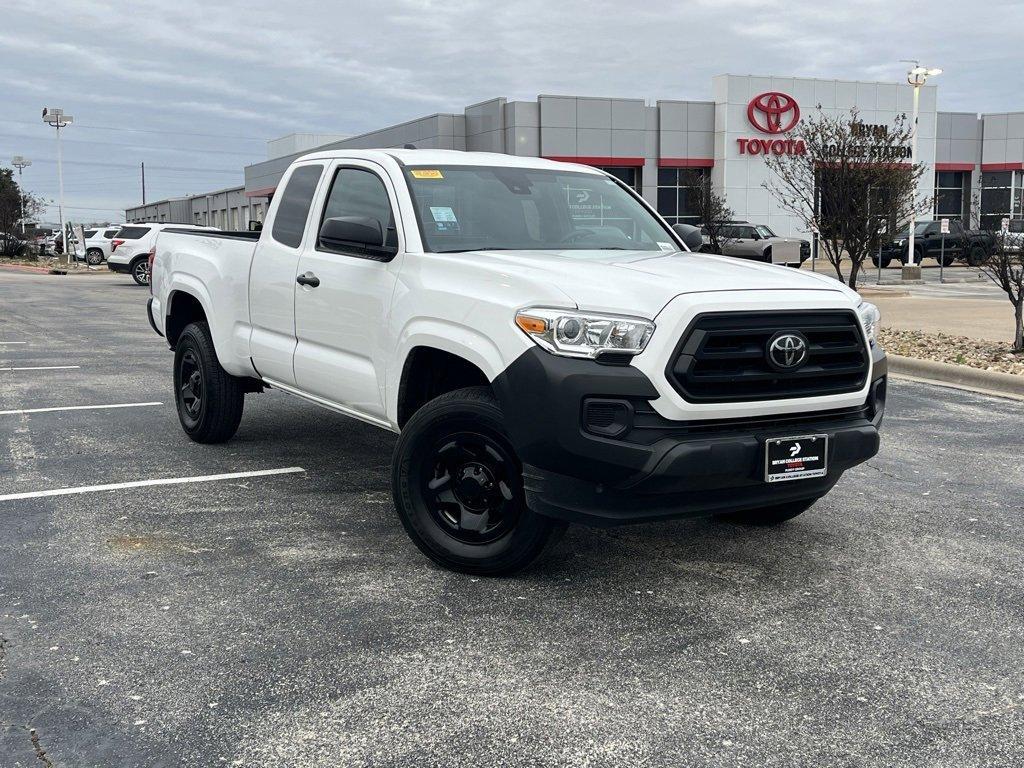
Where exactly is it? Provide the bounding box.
[148,149,887,575]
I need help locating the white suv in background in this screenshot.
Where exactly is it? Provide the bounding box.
[80,226,124,265]
[108,223,218,284]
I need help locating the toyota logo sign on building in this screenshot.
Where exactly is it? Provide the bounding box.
[747,92,801,134]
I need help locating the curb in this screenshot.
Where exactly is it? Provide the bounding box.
[888,354,1024,401]
[0,264,52,274]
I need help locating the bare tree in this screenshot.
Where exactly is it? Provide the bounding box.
[680,169,733,253]
[979,237,1024,351]
[763,108,930,289]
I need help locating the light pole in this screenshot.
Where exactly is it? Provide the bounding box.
[42,108,74,264]
[11,155,32,234]
[902,62,941,280]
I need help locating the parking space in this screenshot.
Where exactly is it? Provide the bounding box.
[2,271,1024,767]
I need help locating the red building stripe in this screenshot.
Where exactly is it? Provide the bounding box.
[980,162,1024,172]
[245,186,276,198]
[542,156,645,167]
[658,158,715,168]
[935,162,975,172]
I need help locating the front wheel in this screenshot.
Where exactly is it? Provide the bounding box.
[392,386,565,575]
[870,255,893,268]
[936,252,956,267]
[718,496,818,525]
[131,257,150,285]
[173,322,244,443]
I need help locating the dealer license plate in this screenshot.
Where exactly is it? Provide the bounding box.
[765,434,828,483]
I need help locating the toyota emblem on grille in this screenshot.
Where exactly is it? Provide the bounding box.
[767,332,808,370]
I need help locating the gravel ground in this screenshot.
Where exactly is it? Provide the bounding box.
[879,327,1024,375]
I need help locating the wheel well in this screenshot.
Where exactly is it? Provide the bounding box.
[397,347,490,428]
[165,292,207,348]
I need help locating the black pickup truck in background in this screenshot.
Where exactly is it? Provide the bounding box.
[874,219,996,268]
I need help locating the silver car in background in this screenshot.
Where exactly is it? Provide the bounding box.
[701,222,810,267]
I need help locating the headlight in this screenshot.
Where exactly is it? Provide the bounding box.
[515,308,655,359]
[858,301,880,346]
[893,239,906,247]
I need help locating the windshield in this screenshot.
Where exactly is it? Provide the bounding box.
[893,222,932,237]
[405,166,678,255]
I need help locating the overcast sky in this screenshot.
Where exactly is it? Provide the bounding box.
[2,0,1021,224]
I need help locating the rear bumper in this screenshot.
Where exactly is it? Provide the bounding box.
[107,260,130,273]
[493,346,887,527]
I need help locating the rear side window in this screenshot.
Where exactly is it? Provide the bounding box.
[272,164,324,248]
[104,229,120,238]
[117,226,151,240]
[84,229,98,238]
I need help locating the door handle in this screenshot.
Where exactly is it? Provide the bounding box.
[296,272,320,287]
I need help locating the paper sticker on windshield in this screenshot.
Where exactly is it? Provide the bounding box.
[411,169,443,179]
[430,206,460,232]
[657,242,675,251]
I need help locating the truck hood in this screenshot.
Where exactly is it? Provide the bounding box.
[465,248,855,316]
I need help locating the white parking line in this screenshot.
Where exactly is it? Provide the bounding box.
[0,366,81,372]
[0,401,162,416]
[0,341,27,345]
[0,467,307,503]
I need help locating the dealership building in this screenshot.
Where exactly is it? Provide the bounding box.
[131,74,1024,236]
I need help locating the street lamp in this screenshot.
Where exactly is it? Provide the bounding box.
[42,107,74,263]
[11,155,32,234]
[902,62,941,280]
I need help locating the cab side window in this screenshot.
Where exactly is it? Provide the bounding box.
[272,164,324,248]
[318,167,398,258]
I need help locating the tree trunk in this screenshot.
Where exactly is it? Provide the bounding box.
[1014,299,1024,353]
[848,259,860,290]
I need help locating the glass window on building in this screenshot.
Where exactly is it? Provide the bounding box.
[980,170,1023,231]
[656,167,710,226]
[934,171,970,224]
[595,166,641,192]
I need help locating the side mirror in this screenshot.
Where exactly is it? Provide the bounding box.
[672,223,705,252]
[319,216,388,253]
[248,219,262,232]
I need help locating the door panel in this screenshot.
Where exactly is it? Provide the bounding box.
[248,163,325,384]
[293,163,403,419]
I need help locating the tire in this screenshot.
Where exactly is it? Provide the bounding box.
[391,386,566,576]
[936,252,955,267]
[173,322,244,443]
[130,257,150,285]
[719,496,818,525]
[967,245,988,267]
[870,255,893,268]
[86,248,104,266]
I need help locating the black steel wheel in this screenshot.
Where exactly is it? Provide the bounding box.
[131,257,150,285]
[173,322,244,443]
[967,245,988,267]
[392,386,565,575]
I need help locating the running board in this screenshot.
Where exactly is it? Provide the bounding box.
[260,377,397,432]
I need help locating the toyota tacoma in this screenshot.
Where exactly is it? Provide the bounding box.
[147,149,887,575]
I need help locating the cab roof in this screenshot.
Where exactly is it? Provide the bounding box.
[296,148,606,174]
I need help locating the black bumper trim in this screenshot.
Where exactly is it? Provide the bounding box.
[146,298,163,338]
[492,345,887,527]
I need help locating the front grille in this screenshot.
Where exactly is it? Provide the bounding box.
[667,310,869,403]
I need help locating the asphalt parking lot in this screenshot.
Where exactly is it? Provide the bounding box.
[1,271,1023,767]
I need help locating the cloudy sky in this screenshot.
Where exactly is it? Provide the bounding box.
[2,0,1021,224]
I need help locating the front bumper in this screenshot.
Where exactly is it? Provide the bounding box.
[492,346,887,526]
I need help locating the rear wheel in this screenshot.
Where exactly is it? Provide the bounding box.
[86,248,104,266]
[131,257,150,285]
[967,245,988,267]
[719,496,818,525]
[870,255,893,268]
[392,386,565,575]
[173,322,244,443]
[936,251,956,267]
